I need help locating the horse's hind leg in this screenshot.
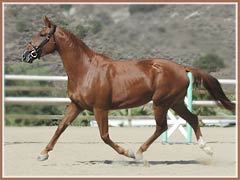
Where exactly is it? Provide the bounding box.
[94,108,135,159]
[135,105,168,160]
[37,102,82,161]
[172,102,213,156]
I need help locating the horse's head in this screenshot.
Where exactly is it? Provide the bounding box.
[22,16,57,63]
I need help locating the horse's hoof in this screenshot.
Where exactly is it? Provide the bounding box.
[37,153,49,161]
[135,153,143,161]
[202,146,213,156]
[127,149,135,159]
[198,137,213,156]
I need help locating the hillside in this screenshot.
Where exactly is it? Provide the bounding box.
[4,4,236,79]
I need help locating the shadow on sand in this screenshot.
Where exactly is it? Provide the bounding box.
[75,159,200,166]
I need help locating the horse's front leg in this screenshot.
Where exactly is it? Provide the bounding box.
[37,102,82,161]
[94,108,135,159]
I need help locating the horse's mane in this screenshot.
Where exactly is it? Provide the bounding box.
[56,26,116,62]
[61,28,94,57]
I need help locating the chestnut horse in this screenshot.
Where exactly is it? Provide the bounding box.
[22,16,235,161]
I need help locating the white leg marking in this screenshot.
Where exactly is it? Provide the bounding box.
[198,136,206,148]
[198,136,213,156]
[135,153,143,161]
[127,149,135,159]
[37,153,49,161]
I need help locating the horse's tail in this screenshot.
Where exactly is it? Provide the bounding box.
[184,66,235,113]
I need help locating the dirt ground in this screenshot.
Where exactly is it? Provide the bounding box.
[3,126,237,177]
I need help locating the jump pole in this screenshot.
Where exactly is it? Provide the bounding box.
[161,72,193,144]
[186,72,193,144]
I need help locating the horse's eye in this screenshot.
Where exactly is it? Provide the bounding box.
[39,33,45,37]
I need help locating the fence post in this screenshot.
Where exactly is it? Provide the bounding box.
[127,109,132,127]
[187,72,193,144]
[162,130,168,144]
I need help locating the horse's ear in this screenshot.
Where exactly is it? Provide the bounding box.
[43,16,52,28]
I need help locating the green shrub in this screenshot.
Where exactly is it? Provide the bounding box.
[57,19,69,29]
[4,62,66,126]
[91,20,103,34]
[158,27,166,33]
[75,24,89,39]
[16,20,28,32]
[129,5,164,14]
[96,12,113,25]
[193,92,217,116]
[131,106,152,116]
[60,5,72,11]
[193,53,225,72]
[8,6,18,17]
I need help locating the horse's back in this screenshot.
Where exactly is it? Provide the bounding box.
[109,59,154,109]
[139,59,189,106]
[108,58,188,109]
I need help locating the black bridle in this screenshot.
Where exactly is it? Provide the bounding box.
[28,25,57,60]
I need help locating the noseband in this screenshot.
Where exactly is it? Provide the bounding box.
[29,25,57,59]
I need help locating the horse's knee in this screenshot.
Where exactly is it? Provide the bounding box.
[161,124,168,131]
[156,125,167,136]
[156,121,168,131]
[101,133,110,144]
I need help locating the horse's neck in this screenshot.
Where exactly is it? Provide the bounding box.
[55,29,94,78]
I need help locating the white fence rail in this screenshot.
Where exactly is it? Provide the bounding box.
[5,75,68,81]
[4,97,236,107]
[5,97,70,105]
[4,75,236,126]
[4,75,237,84]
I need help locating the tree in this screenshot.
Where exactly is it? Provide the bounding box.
[193,53,225,73]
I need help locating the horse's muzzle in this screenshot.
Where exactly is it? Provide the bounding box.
[22,50,38,63]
